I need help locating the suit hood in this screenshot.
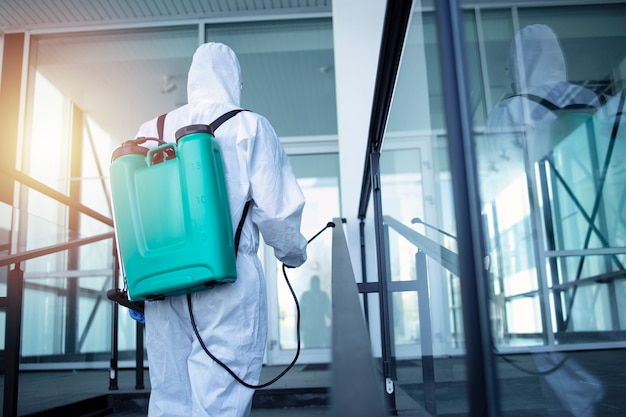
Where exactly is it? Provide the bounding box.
[507,24,567,93]
[187,42,242,106]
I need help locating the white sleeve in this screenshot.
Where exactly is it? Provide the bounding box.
[247,116,308,267]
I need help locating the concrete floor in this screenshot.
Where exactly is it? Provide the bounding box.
[2,364,423,417]
[7,350,626,417]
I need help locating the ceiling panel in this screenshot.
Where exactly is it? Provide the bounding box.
[0,0,331,31]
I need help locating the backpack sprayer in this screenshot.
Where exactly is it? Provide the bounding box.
[108,111,248,304]
[109,220,334,388]
[107,111,336,388]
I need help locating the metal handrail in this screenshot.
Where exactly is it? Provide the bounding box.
[357,0,413,219]
[383,215,459,276]
[0,165,114,227]
[1,161,116,417]
[0,232,114,267]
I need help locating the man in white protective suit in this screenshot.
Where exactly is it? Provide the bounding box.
[133,42,308,417]
[479,23,602,203]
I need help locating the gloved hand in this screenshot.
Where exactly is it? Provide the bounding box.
[129,309,145,324]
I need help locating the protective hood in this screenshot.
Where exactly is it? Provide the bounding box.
[187,42,242,106]
[507,24,567,93]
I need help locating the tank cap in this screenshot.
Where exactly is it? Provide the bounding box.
[111,140,149,162]
[175,124,213,142]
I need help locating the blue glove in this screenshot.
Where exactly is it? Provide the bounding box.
[129,309,145,324]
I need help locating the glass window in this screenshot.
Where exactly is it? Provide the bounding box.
[20,26,200,364]
[468,2,626,415]
[376,1,626,415]
[474,2,626,344]
[276,153,339,352]
[206,19,337,138]
[377,6,469,414]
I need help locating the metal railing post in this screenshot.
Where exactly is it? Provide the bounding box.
[109,249,120,391]
[416,250,436,415]
[4,265,24,417]
[435,0,501,414]
[370,151,397,414]
[135,322,145,390]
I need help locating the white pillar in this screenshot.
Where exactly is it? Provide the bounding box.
[332,0,387,278]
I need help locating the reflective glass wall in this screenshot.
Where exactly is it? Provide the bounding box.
[374,4,468,415]
[472,3,626,414]
[17,26,201,367]
[473,3,626,348]
[369,0,626,415]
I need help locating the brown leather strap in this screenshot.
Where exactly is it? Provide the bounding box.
[157,113,166,141]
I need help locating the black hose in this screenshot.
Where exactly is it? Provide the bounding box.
[188,220,336,388]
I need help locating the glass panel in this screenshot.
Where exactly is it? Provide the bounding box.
[392,291,419,346]
[81,117,117,236]
[22,278,66,356]
[27,73,69,192]
[20,234,115,360]
[31,26,199,143]
[19,27,200,365]
[470,1,626,415]
[206,19,337,138]
[378,5,468,415]
[276,153,339,351]
[0,201,10,297]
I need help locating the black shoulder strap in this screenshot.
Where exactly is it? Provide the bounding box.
[209,109,248,133]
[208,108,251,256]
[156,108,246,140]
[234,201,252,256]
[519,94,560,111]
[519,94,596,112]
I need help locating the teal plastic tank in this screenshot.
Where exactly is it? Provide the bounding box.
[109,126,236,301]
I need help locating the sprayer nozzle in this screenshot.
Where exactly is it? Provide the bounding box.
[327,222,336,228]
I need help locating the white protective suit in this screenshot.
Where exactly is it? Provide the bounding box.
[135,43,308,417]
[479,24,601,202]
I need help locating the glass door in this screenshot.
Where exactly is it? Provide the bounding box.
[265,153,340,365]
